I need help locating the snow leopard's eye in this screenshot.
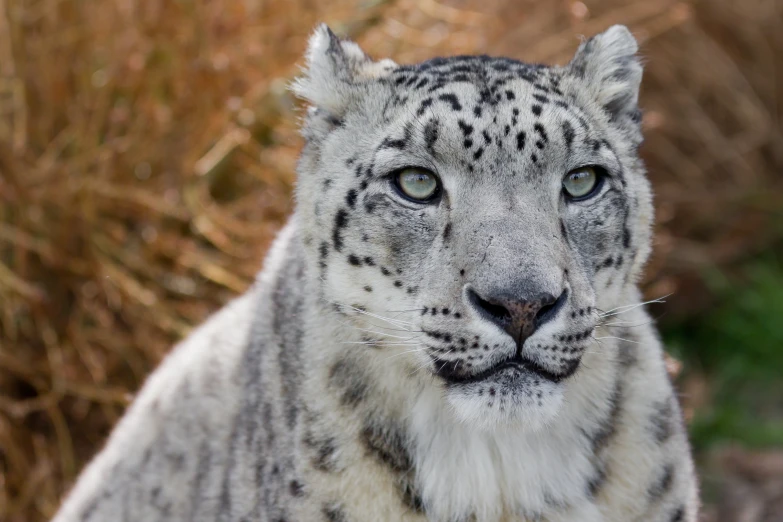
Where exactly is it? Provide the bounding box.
[394,167,440,202]
[562,166,604,200]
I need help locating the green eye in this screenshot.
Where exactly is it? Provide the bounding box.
[395,167,440,202]
[563,166,601,199]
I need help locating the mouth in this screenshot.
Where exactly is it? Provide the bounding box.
[433,353,577,385]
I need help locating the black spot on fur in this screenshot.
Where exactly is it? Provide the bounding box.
[586,465,608,498]
[590,378,624,455]
[311,436,338,473]
[458,119,473,136]
[532,104,542,116]
[400,480,426,513]
[322,504,348,522]
[438,93,462,111]
[534,122,549,143]
[416,97,433,116]
[362,418,413,473]
[623,227,632,249]
[650,397,676,443]
[481,130,491,144]
[289,479,305,497]
[318,242,329,270]
[380,124,412,150]
[516,131,526,151]
[533,93,549,104]
[332,209,349,252]
[648,464,675,501]
[562,121,575,150]
[345,190,357,208]
[424,118,439,152]
[617,328,638,368]
[443,222,452,241]
[505,90,515,100]
[347,254,361,266]
[328,356,370,407]
[669,506,685,522]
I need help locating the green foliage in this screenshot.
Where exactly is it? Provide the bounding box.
[664,252,783,450]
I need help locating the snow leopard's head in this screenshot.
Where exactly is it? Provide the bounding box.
[293,25,652,430]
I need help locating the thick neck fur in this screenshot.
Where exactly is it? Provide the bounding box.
[282,221,663,522]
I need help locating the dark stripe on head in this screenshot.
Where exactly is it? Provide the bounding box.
[438,93,462,111]
[562,120,575,150]
[424,118,440,152]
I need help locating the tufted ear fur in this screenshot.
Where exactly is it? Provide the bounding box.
[291,24,396,136]
[568,25,643,133]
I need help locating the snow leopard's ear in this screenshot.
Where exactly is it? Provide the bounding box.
[568,25,643,133]
[292,24,396,136]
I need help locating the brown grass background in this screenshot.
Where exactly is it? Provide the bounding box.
[0,0,781,521]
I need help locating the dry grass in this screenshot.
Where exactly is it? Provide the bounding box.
[0,0,780,520]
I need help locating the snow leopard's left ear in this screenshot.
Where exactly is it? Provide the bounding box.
[568,25,643,134]
[292,24,396,136]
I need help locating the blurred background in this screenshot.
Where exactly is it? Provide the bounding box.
[0,0,781,520]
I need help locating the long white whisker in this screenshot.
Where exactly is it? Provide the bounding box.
[351,327,420,340]
[383,347,427,361]
[342,341,421,346]
[598,294,672,317]
[341,304,416,327]
[592,335,642,344]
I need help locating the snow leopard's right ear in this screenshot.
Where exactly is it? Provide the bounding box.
[567,25,643,140]
[292,24,396,136]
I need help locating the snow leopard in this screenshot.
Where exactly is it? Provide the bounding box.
[52,24,700,522]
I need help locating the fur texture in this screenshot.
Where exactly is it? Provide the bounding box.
[53,24,699,522]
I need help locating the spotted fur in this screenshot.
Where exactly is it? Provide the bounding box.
[53,24,699,522]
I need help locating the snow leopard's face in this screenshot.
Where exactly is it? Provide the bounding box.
[295,26,653,429]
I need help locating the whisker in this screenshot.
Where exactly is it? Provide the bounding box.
[596,319,653,329]
[382,347,428,361]
[341,304,417,327]
[592,335,642,345]
[342,341,421,346]
[598,294,672,318]
[352,326,421,340]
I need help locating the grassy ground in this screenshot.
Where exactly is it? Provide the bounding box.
[661,248,783,520]
[665,250,783,451]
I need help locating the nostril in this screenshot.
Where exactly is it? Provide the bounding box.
[535,288,569,329]
[466,288,512,327]
[479,296,512,324]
